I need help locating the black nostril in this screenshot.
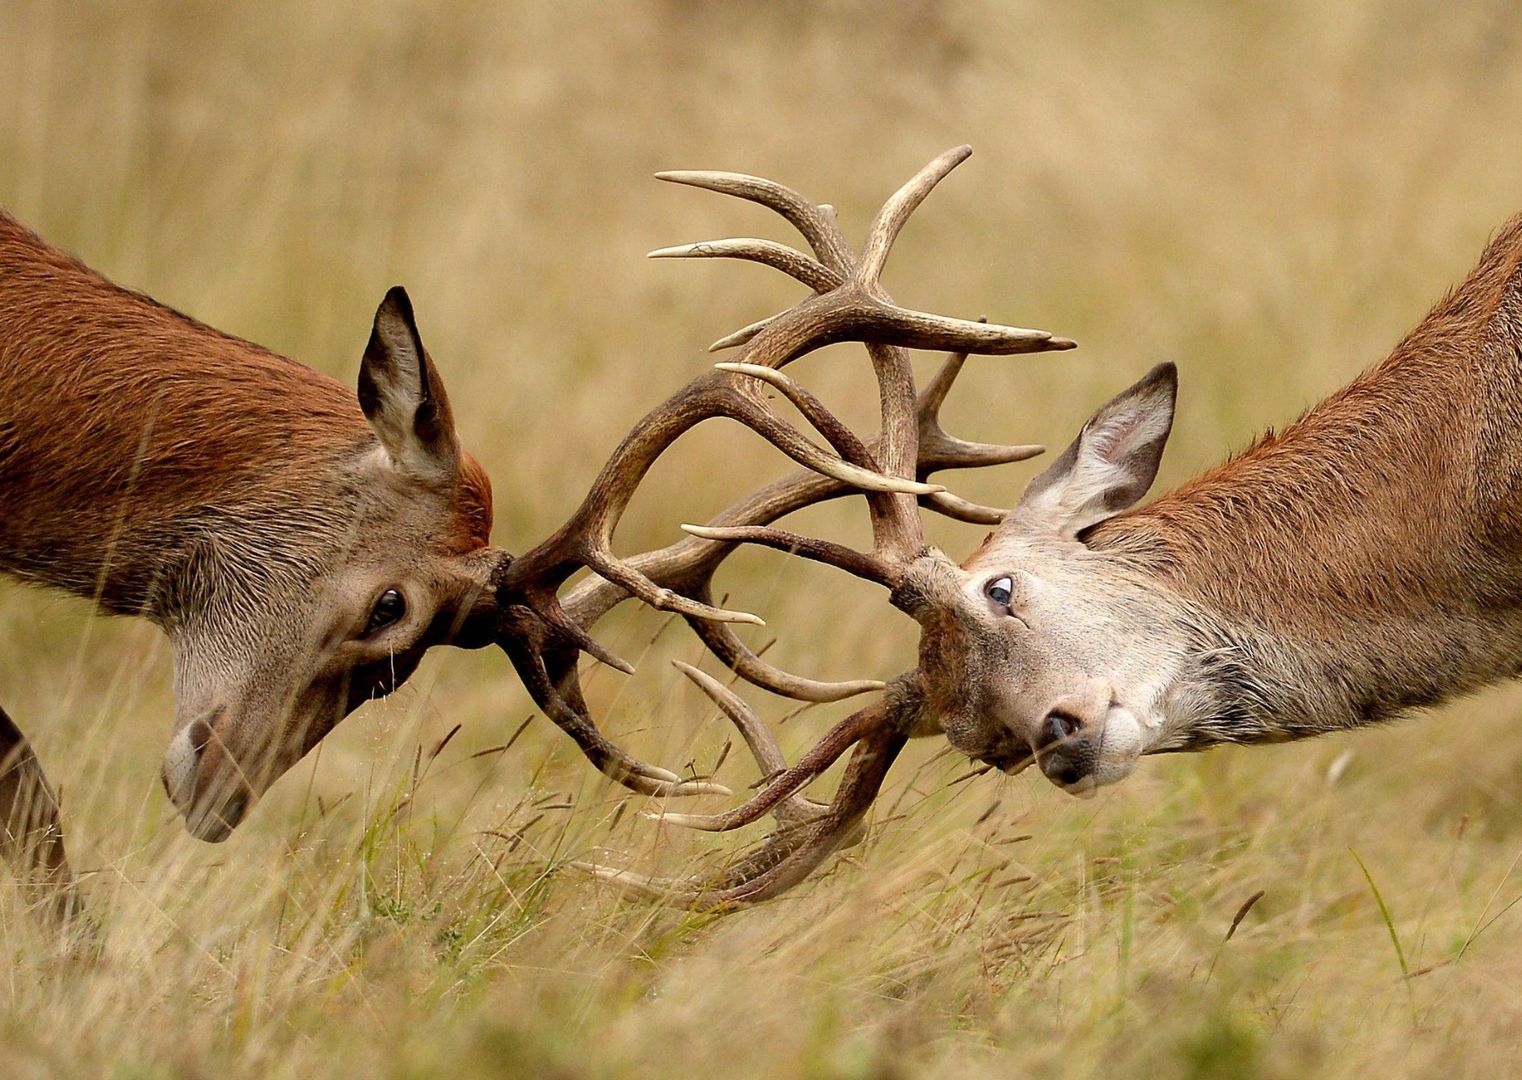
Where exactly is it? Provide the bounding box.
[221,790,249,829]
[1042,710,1082,747]
[189,717,214,757]
[1053,764,1083,786]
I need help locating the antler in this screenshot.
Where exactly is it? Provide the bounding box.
[483,146,1067,804]
[480,146,1067,802]
[556,341,1045,704]
[560,147,1069,901]
[573,670,919,908]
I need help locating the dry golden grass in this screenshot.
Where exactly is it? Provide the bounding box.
[5,1,1522,1076]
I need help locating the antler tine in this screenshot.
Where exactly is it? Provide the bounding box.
[681,608,887,702]
[670,662,829,826]
[709,307,1074,358]
[497,622,730,797]
[655,169,852,272]
[721,379,943,497]
[580,549,764,625]
[574,682,917,907]
[709,307,1059,362]
[921,491,1010,526]
[713,362,870,462]
[859,145,970,283]
[649,239,844,294]
[641,691,890,833]
[709,316,775,353]
[863,311,1076,355]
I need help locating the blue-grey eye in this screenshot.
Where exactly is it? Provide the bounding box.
[986,576,1014,609]
[364,588,407,635]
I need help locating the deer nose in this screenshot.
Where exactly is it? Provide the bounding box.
[162,713,215,808]
[1034,710,1094,789]
[162,708,253,841]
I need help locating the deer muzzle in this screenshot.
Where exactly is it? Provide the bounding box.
[161,708,256,842]
[1034,709,1100,795]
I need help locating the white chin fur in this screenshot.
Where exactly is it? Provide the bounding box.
[1088,705,1144,788]
[161,726,201,809]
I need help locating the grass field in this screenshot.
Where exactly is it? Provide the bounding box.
[5,1,1522,1076]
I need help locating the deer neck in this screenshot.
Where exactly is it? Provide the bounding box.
[0,211,367,618]
[1091,219,1522,748]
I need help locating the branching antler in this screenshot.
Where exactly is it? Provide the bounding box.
[573,671,919,908]
[484,146,1067,805]
[558,342,1043,703]
[557,147,1071,902]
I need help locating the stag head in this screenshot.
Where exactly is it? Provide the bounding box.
[161,287,511,840]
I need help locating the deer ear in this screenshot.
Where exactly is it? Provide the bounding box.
[357,286,458,479]
[1011,362,1176,538]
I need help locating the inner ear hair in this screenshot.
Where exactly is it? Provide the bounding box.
[358,286,459,475]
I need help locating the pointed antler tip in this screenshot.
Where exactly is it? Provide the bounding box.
[681,522,716,538]
[947,144,973,162]
[602,654,637,676]
[644,810,723,831]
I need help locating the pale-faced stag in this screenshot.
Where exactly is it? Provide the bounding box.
[583,157,1522,909]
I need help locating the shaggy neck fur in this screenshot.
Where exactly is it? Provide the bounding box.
[0,210,376,619]
[1090,216,1522,748]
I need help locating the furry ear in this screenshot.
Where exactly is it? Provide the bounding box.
[357,287,458,479]
[1010,362,1176,537]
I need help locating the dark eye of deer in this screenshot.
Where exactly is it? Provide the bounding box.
[986,576,1014,610]
[364,588,407,636]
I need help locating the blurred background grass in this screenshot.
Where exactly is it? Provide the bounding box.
[5,1,1522,1076]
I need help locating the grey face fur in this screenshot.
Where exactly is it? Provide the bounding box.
[914,363,1188,795]
[159,290,502,841]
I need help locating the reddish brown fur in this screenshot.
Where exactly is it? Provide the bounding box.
[0,210,493,607]
[452,451,495,551]
[1068,216,1522,734]
[1096,215,1522,632]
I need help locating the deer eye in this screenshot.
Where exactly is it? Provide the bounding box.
[985,576,1014,610]
[363,588,408,636]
